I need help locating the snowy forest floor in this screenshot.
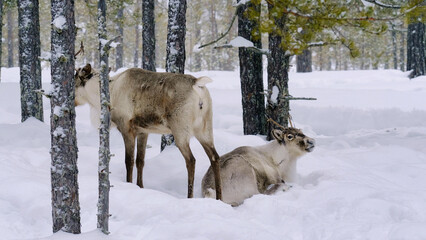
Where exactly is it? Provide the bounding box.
[1,68,426,240]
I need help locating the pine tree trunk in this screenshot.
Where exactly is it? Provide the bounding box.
[97,0,111,234]
[391,30,398,69]
[115,6,124,70]
[18,0,43,122]
[266,4,290,140]
[237,1,266,136]
[7,5,13,68]
[407,22,425,78]
[296,49,312,72]
[142,0,155,71]
[162,0,186,151]
[50,0,80,234]
[399,31,405,71]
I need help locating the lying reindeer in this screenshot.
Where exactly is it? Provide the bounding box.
[75,64,222,199]
[202,128,315,206]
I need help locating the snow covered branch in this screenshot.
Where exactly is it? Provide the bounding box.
[362,0,401,9]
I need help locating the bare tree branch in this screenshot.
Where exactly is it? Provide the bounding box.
[198,8,238,49]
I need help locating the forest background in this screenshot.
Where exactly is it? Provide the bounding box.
[1,0,418,73]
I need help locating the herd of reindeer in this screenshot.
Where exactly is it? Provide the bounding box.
[74,64,316,206]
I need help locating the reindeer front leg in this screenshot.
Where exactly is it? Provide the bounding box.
[136,133,148,188]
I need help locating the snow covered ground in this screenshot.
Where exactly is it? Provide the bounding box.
[1,67,425,240]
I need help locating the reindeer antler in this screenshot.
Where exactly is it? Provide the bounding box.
[267,114,295,130]
[288,114,294,128]
[74,41,84,59]
[267,118,287,130]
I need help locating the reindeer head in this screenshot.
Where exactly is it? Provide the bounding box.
[271,128,315,154]
[75,63,94,88]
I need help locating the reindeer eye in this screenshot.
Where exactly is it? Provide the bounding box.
[287,134,294,140]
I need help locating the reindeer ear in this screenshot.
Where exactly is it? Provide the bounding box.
[82,63,92,76]
[271,129,285,144]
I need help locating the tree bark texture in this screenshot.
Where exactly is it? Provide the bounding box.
[165,0,186,73]
[18,0,43,122]
[162,0,186,151]
[296,49,312,72]
[237,1,266,136]
[50,0,80,234]
[115,5,124,70]
[407,22,425,78]
[266,3,290,140]
[142,0,156,71]
[7,5,14,68]
[97,0,111,234]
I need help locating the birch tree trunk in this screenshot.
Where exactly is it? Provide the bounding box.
[162,0,186,151]
[115,4,123,70]
[18,0,43,122]
[266,4,290,140]
[296,49,312,72]
[7,4,14,68]
[50,0,80,233]
[97,0,111,234]
[237,1,266,136]
[407,21,425,78]
[142,0,155,71]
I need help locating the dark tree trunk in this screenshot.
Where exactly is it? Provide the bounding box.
[407,22,425,78]
[296,49,312,72]
[7,5,14,68]
[165,0,186,73]
[266,4,290,140]
[50,0,80,234]
[97,0,111,234]
[399,31,405,71]
[142,0,155,71]
[162,0,186,151]
[18,0,43,122]
[237,1,266,136]
[115,5,124,70]
[391,30,398,69]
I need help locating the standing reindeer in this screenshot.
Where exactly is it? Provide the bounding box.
[202,128,315,206]
[75,64,222,199]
